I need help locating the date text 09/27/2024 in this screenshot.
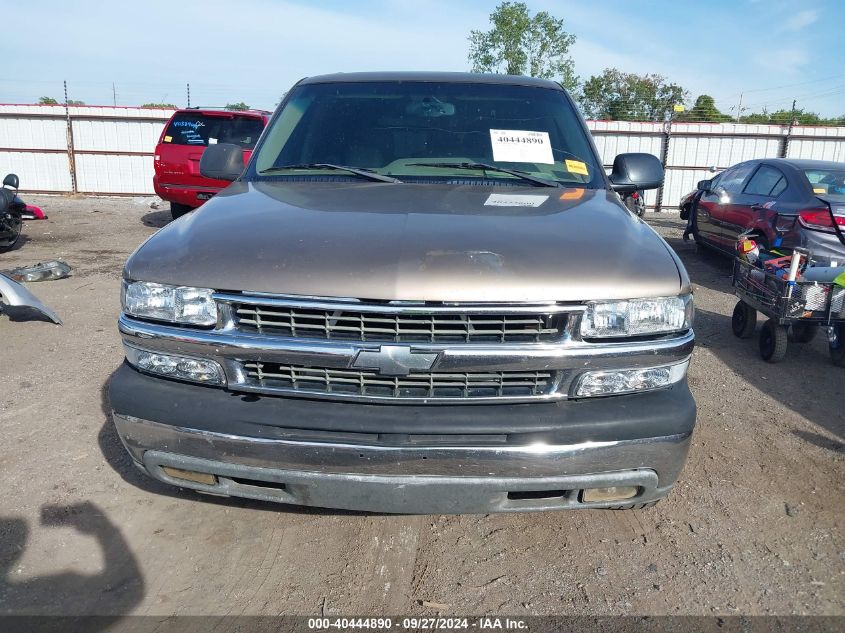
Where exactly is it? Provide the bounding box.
[307,617,528,630]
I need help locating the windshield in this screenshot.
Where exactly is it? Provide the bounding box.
[250,81,602,186]
[804,168,845,199]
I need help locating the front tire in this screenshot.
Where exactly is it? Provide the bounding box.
[732,301,757,338]
[760,319,788,363]
[170,202,193,220]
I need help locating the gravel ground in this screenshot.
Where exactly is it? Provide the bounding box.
[0,196,842,618]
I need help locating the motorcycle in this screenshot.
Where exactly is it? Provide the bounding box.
[0,173,62,324]
[622,190,646,217]
[0,173,23,251]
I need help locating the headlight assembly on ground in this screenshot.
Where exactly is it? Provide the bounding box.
[580,294,693,338]
[122,280,217,326]
[574,360,689,397]
[124,344,225,385]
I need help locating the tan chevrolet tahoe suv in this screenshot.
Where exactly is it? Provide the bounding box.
[110,72,695,514]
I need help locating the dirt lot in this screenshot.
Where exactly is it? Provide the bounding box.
[0,196,842,618]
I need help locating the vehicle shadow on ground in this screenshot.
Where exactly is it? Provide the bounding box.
[140,210,171,228]
[97,368,365,517]
[693,308,844,444]
[665,239,735,296]
[0,501,144,621]
[0,305,59,324]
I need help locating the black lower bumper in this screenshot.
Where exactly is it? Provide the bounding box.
[108,364,696,513]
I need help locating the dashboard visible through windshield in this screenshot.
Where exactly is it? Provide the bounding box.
[250,81,602,187]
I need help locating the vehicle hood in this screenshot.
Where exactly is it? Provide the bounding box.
[126,181,688,302]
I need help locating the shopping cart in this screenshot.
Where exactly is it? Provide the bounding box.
[732,261,845,367]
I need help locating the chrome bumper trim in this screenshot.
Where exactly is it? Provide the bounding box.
[113,413,692,482]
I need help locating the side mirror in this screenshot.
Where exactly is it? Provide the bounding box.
[697,179,712,193]
[3,173,19,189]
[608,153,663,194]
[199,143,244,182]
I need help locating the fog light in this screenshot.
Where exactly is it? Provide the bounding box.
[161,466,217,486]
[582,486,639,503]
[574,360,688,397]
[124,344,225,385]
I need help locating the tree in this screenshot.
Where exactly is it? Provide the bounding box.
[225,102,249,111]
[468,1,577,91]
[38,96,59,105]
[680,95,731,122]
[579,68,687,121]
[738,109,771,124]
[67,99,85,106]
[142,102,177,109]
[738,108,843,126]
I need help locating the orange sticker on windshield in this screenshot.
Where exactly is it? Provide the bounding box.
[813,187,826,194]
[565,159,589,175]
[163,135,172,143]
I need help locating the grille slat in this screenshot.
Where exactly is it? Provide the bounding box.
[234,303,564,343]
[241,361,554,400]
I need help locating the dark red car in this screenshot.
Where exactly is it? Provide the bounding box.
[154,108,270,219]
[685,158,845,265]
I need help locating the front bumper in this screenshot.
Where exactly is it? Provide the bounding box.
[109,364,696,514]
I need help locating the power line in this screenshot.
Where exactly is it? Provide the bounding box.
[722,73,845,98]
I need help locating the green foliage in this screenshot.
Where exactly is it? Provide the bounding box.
[678,95,732,122]
[67,99,85,106]
[738,109,771,124]
[738,107,844,126]
[468,1,577,91]
[225,102,250,111]
[142,102,177,109]
[579,68,687,121]
[38,96,59,105]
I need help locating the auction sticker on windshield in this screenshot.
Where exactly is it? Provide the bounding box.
[565,159,589,176]
[490,129,554,164]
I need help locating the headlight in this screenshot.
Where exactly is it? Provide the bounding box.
[580,295,693,338]
[123,281,217,326]
[124,344,225,385]
[574,360,689,397]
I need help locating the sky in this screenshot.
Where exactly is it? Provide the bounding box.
[1,0,843,116]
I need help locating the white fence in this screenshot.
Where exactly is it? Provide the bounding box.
[0,104,173,194]
[2,104,845,209]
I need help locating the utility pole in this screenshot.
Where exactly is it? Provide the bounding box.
[654,108,676,214]
[112,82,117,106]
[187,83,191,108]
[781,99,798,159]
[735,92,743,122]
[63,80,78,193]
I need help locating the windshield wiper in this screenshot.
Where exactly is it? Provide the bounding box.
[260,163,402,184]
[407,162,562,188]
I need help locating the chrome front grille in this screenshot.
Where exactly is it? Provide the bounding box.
[241,361,555,400]
[231,302,564,343]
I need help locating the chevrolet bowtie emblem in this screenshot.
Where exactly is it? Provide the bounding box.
[352,345,439,376]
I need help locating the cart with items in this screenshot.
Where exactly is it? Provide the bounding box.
[731,203,845,365]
